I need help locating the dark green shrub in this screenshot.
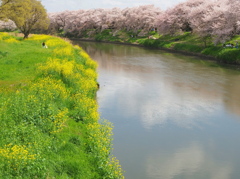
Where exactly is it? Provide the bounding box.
[217,49,240,64]
[173,43,204,53]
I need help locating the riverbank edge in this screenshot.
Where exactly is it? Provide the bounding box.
[0,33,124,178]
[71,38,240,70]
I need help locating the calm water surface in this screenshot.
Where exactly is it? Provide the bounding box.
[75,41,240,179]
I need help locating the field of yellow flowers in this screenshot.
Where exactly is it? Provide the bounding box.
[0,33,124,178]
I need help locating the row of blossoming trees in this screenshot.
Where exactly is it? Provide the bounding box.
[48,5,161,37]
[156,0,240,44]
[1,0,240,44]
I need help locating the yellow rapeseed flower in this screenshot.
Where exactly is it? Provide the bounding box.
[4,38,19,43]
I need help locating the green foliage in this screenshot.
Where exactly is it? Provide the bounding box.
[159,32,192,41]
[88,30,240,65]
[3,0,49,38]
[149,30,157,36]
[0,0,12,20]
[217,48,240,64]
[138,39,161,48]
[201,46,222,56]
[95,29,121,42]
[80,29,93,38]
[101,29,111,36]
[126,30,138,38]
[173,43,204,53]
[0,33,124,178]
[0,51,8,58]
[0,33,51,82]
[201,45,240,64]
[95,34,104,41]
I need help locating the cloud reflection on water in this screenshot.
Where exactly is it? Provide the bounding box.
[97,56,225,129]
[77,41,240,179]
[146,142,232,179]
[82,42,240,129]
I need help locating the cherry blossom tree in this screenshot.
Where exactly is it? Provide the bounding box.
[156,2,190,35]
[48,5,162,37]
[209,0,240,44]
[187,0,240,44]
[0,19,16,30]
[186,0,216,46]
[48,10,72,33]
[155,0,240,45]
[47,0,240,44]
[122,5,161,35]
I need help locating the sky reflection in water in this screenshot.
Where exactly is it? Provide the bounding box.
[76,41,240,179]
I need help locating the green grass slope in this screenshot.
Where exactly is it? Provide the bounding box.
[79,29,240,65]
[0,32,124,179]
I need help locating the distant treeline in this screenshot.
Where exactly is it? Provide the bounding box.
[47,0,240,45]
[1,0,240,44]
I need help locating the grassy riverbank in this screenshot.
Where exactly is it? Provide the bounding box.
[79,29,240,65]
[0,32,124,178]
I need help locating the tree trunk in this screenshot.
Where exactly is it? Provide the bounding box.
[23,31,29,39]
[203,39,207,48]
[23,34,28,39]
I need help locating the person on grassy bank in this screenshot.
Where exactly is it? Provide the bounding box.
[42,41,48,48]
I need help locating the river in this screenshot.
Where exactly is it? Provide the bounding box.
[74,41,240,179]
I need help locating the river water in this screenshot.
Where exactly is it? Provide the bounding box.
[74,41,240,179]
